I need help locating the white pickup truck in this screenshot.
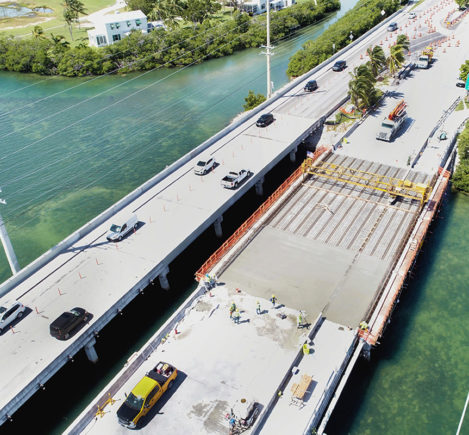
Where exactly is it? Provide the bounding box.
[221,170,252,189]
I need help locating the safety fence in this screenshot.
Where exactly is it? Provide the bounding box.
[195,147,329,281]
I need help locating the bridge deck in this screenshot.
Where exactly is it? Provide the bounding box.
[220,154,432,328]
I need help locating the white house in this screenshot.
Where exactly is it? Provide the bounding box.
[87,10,148,48]
[240,0,296,15]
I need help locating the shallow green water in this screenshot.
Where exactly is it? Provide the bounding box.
[326,191,469,434]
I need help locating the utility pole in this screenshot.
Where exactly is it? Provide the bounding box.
[262,0,274,99]
[0,190,20,275]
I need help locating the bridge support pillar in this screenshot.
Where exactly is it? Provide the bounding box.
[84,338,98,364]
[289,147,298,162]
[255,177,264,196]
[158,265,170,290]
[214,216,223,238]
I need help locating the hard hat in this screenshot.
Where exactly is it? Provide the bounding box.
[236,308,239,312]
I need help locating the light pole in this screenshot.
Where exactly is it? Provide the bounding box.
[262,0,274,99]
[0,190,20,275]
[349,31,354,42]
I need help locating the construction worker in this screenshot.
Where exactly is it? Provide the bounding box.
[270,294,277,307]
[359,321,369,331]
[233,309,240,324]
[297,312,304,329]
[256,301,261,315]
[229,302,236,318]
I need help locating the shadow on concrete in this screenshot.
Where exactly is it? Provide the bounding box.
[394,117,415,140]
[301,380,318,405]
[138,371,187,429]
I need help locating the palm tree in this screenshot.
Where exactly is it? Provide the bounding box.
[348,65,376,110]
[387,44,405,77]
[67,0,87,29]
[366,45,386,78]
[396,34,410,52]
[63,6,78,40]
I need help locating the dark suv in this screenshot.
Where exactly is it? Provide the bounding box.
[332,60,346,71]
[256,113,274,127]
[50,307,90,340]
[304,80,318,92]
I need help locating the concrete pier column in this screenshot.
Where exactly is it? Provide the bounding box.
[84,338,98,364]
[214,216,223,238]
[255,177,265,196]
[158,264,170,290]
[289,147,298,162]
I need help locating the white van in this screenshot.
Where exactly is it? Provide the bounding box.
[106,214,138,241]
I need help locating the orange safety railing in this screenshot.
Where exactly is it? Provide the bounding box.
[195,146,329,281]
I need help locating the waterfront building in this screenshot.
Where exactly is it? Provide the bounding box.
[240,0,296,15]
[87,10,148,48]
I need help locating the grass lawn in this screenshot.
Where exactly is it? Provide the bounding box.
[0,0,116,42]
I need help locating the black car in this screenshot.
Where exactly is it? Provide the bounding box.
[256,113,274,127]
[50,307,89,340]
[304,80,318,92]
[332,60,346,72]
[456,78,466,88]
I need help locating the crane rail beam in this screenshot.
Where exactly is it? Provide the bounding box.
[302,159,431,207]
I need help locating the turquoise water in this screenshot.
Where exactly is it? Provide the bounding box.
[326,192,469,434]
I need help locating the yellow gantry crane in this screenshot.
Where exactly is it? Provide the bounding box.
[302,159,431,208]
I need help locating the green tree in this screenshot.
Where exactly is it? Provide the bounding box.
[67,0,87,29]
[348,64,376,110]
[454,0,467,8]
[459,60,469,81]
[243,90,266,110]
[366,45,386,78]
[150,0,183,28]
[386,44,405,76]
[32,25,47,39]
[63,6,78,40]
[396,33,410,52]
[179,0,222,24]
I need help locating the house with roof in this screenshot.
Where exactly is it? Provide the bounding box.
[87,10,148,48]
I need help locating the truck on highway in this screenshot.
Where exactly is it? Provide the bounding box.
[376,100,407,142]
[416,46,434,69]
[221,170,252,189]
[117,362,177,428]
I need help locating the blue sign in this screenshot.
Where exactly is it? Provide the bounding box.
[466,74,469,91]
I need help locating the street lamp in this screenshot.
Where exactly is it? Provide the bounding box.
[0,189,20,275]
[349,31,354,42]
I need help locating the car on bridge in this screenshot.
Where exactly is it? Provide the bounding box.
[194,155,216,175]
[456,78,466,88]
[332,60,346,71]
[387,22,398,32]
[117,362,177,429]
[0,301,26,333]
[221,170,252,189]
[50,307,90,340]
[106,214,138,241]
[408,12,417,19]
[256,113,274,127]
[304,80,318,92]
